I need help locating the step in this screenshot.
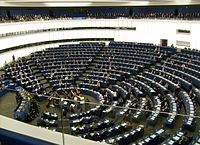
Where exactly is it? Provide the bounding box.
[85,70,92,73]
[46,87,53,93]
[37,76,45,81]
[33,69,41,73]
[31,66,38,70]
[43,82,51,88]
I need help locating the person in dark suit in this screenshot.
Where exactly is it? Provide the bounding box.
[12,54,15,62]
[62,108,67,119]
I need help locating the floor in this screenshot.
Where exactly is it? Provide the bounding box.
[0,91,98,134]
[0,92,17,119]
[1,89,200,144]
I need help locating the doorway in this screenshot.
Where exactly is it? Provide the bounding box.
[160,39,168,46]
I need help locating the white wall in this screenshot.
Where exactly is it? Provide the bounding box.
[0,19,199,50]
[0,29,135,50]
[0,19,200,67]
[0,44,56,67]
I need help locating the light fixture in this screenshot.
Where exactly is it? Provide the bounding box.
[44,2,92,7]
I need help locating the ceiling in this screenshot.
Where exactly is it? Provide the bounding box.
[0,0,200,7]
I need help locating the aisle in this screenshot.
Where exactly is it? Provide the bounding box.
[0,92,17,118]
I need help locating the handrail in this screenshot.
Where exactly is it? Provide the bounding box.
[0,115,108,145]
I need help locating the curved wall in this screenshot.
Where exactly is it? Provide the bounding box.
[0,19,200,67]
[0,19,200,144]
[1,19,199,49]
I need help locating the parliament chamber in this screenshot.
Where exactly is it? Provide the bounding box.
[0,2,200,145]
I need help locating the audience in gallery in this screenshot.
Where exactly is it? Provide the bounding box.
[1,11,200,23]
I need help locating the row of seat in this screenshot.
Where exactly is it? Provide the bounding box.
[37,112,58,127]
[13,87,32,122]
[3,41,200,145]
[161,129,186,145]
[80,122,129,141]
[178,91,196,131]
[106,125,144,145]
[71,119,114,135]
[133,128,165,145]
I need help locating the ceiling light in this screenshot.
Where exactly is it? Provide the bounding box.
[44,2,92,7]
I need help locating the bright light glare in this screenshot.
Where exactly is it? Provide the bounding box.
[44,2,92,7]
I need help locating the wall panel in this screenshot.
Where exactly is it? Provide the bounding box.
[0,19,200,67]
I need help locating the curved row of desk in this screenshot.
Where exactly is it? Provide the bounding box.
[2,41,200,145]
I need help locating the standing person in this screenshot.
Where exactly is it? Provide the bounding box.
[62,108,67,119]
[79,94,85,112]
[97,80,100,88]
[12,54,15,62]
[73,95,78,113]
